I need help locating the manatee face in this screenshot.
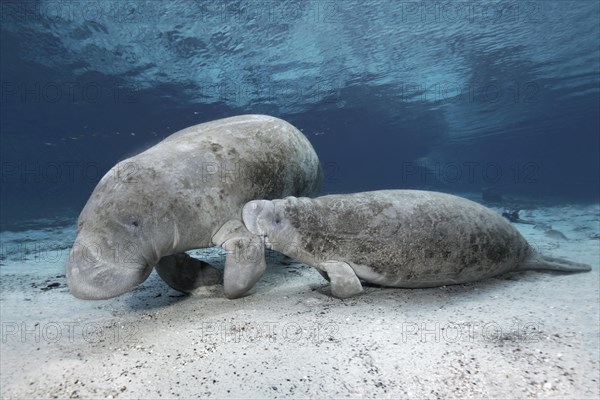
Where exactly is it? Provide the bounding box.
[242,200,277,238]
[242,198,303,255]
[67,231,153,300]
[66,163,168,299]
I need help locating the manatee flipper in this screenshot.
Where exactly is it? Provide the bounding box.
[318,260,363,298]
[213,219,266,299]
[155,253,222,292]
[518,253,592,272]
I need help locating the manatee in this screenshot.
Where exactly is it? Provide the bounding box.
[66,115,323,299]
[242,190,591,298]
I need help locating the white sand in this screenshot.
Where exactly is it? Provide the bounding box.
[1,201,599,399]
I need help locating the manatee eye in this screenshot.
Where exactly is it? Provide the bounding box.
[126,216,141,229]
[274,212,284,225]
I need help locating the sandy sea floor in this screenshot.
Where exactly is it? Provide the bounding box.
[1,200,599,399]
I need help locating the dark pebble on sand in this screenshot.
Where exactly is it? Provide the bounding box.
[41,282,61,291]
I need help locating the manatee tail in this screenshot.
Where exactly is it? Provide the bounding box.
[519,253,592,273]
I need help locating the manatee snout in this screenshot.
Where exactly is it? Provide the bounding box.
[242,200,275,237]
[66,237,153,300]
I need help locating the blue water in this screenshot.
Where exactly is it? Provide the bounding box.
[1,0,599,230]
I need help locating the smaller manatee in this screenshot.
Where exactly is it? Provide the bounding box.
[242,190,592,298]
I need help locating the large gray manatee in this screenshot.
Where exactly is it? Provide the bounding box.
[66,115,323,299]
[242,190,591,298]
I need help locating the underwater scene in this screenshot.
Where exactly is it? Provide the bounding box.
[1,0,599,398]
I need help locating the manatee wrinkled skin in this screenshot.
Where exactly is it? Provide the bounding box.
[66,115,323,300]
[242,190,591,298]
